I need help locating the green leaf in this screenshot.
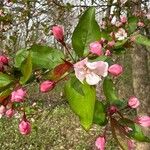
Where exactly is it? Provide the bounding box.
[20,52,32,85]
[128,16,138,33]
[93,100,107,126]
[14,49,29,68]
[0,73,13,89]
[114,39,128,49]
[29,44,64,69]
[103,78,125,107]
[0,88,12,102]
[135,34,150,47]
[72,7,101,57]
[119,118,150,142]
[64,76,96,130]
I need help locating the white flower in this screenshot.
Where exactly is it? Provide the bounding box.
[115,28,127,41]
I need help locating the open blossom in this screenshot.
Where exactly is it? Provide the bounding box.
[89,41,103,56]
[5,109,15,118]
[135,116,150,127]
[111,16,117,25]
[127,140,135,150]
[74,58,108,85]
[128,96,140,108]
[19,120,31,135]
[115,21,122,27]
[0,55,9,65]
[95,136,106,150]
[52,25,64,42]
[120,16,127,23]
[40,80,55,92]
[11,88,26,102]
[108,41,115,47]
[137,22,144,27]
[115,28,127,41]
[108,64,123,76]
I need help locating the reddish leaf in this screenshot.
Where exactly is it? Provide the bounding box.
[53,61,73,80]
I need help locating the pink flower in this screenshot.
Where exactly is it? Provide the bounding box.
[115,28,127,41]
[120,16,127,23]
[100,38,106,44]
[0,105,6,115]
[40,80,55,92]
[0,62,4,72]
[128,96,140,108]
[52,25,64,42]
[95,136,106,150]
[5,109,15,118]
[0,55,9,65]
[108,64,123,76]
[127,140,135,150]
[135,116,150,127]
[115,21,123,27]
[105,50,111,56]
[19,120,31,135]
[108,41,115,47]
[137,22,144,27]
[74,58,108,85]
[124,126,133,133]
[89,41,103,56]
[11,88,26,102]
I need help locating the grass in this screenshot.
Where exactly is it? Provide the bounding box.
[0,82,119,150]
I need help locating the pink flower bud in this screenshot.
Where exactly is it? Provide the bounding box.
[124,126,133,133]
[108,105,117,115]
[0,62,4,72]
[108,64,123,76]
[108,41,115,47]
[120,16,127,23]
[89,41,103,56]
[52,25,64,42]
[40,80,55,93]
[135,116,150,127]
[128,96,140,108]
[19,120,31,135]
[5,109,15,118]
[0,55,9,65]
[11,88,26,102]
[0,105,6,115]
[105,50,111,56]
[137,22,144,27]
[127,140,135,150]
[95,136,106,150]
[99,38,106,44]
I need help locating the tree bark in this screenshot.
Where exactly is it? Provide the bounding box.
[131,45,150,150]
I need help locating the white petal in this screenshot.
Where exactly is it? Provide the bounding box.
[74,68,86,83]
[85,72,101,85]
[86,62,98,70]
[94,61,108,77]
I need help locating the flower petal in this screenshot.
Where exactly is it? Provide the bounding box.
[94,61,108,77]
[86,72,101,85]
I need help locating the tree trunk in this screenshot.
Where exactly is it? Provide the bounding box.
[131,45,150,150]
